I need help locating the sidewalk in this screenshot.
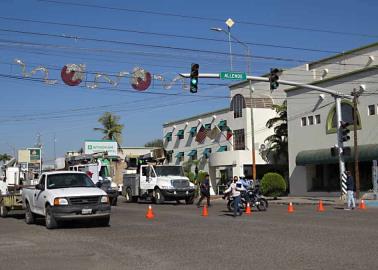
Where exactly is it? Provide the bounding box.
[266,196,343,206]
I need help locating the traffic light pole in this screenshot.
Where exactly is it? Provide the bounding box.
[335,97,347,198]
[179,73,353,197]
[352,88,360,199]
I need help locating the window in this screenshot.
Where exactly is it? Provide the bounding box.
[308,116,314,125]
[233,129,245,150]
[301,117,307,126]
[230,94,246,118]
[368,105,376,116]
[331,103,358,128]
[176,129,184,140]
[315,115,321,124]
[326,101,361,134]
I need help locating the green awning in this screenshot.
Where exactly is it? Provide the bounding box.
[187,149,197,157]
[189,127,197,135]
[296,144,378,166]
[218,120,227,129]
[175,152,184,158]
[203,148,212,158]
[164,132,172,138]
[217,146,227,152]
[205,123,211,130]
[176,130,184,136]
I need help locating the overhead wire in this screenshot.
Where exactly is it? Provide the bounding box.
[37,0,378,38]
[0,15,374,56]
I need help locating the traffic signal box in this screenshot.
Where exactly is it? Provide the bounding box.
[190,63,199,93]
[340,121,351,142]
[269,68,281,90]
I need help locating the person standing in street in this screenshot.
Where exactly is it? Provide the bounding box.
[197,173,211,207]
[224,176,243,217]
[345,171,356,210]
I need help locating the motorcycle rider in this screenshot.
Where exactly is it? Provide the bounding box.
[224,176,244,217]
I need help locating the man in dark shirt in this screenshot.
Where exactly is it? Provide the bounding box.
[196,174,211,207]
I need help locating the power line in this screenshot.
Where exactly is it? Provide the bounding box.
[0,29,374,68]
[37,0,378,38]
[0,15,366,56]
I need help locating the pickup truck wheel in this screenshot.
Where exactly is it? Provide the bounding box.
[0,205,8,218]
[25,203,35,224]
[185,196,195,205]
[154,189,164,204]
[45,205,58,229]
[97,216,110,227]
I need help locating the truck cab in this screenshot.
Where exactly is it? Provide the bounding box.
[123,165,196,204]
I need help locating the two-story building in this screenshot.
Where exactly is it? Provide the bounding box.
[163,41,378,196]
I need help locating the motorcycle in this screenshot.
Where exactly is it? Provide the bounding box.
[225,185,268,212]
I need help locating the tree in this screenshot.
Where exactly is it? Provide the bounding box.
[144,139,163,148]
[0,153,12,165]
[94,112,124,146]
[263,101,288,164]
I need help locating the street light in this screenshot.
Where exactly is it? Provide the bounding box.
[210,24,256,182]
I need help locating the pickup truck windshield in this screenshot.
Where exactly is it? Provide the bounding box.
[47,174,95,189]
[154,166,184,177]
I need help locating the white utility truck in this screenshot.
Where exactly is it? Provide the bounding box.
[122,164,196,204]
[22,171,111,229]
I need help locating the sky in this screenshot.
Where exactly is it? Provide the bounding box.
[0,0,378,164]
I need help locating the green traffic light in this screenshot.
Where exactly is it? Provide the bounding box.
[191,78,197,85]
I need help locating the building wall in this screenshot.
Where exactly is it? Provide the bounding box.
[163,102,276,193]
[287,68,378,195]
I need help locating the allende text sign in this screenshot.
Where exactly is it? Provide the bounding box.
[220,72,246,80]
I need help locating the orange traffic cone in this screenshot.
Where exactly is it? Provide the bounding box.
[146,205,155,219]
[288,202,294,213]
[202,204,209,217]
[359,199,367,210]
[317,200,325,212]
[245,202,252,215]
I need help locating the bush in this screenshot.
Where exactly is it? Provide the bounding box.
[186,171,196,183]
[260,172,286,197]
[196,170,208,184]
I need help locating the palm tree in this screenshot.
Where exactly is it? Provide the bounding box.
[144,139,163,148]
[0,153,12,165]
[263,101,288,164]
[94,112,124,146]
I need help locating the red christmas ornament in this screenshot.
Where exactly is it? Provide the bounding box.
[61,64,85,86]
[131,67,152,91]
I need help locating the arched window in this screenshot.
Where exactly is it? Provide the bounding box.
[326,100,361,134]
[230,94,246,118]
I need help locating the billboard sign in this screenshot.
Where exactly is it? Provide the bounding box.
[85,140,118,156]
[28,148,41,163]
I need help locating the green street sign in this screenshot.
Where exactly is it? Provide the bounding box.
[220,72,247,80]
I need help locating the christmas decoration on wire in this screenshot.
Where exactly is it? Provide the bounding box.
[14,59,57,85]
[13,59,188,91]
[61,64,86,86]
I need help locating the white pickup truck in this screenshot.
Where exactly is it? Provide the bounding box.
[22,171,111,229]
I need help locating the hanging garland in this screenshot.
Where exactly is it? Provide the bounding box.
[13,59,187,91]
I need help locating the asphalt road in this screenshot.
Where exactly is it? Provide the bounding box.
[0,198,377,270]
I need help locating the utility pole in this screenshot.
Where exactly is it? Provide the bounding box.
[249,80,256,181]
[352,88,361,199]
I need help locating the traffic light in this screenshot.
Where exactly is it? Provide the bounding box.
[190,63,199,93]
[339,121,351,142]
[269,68,281,91]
